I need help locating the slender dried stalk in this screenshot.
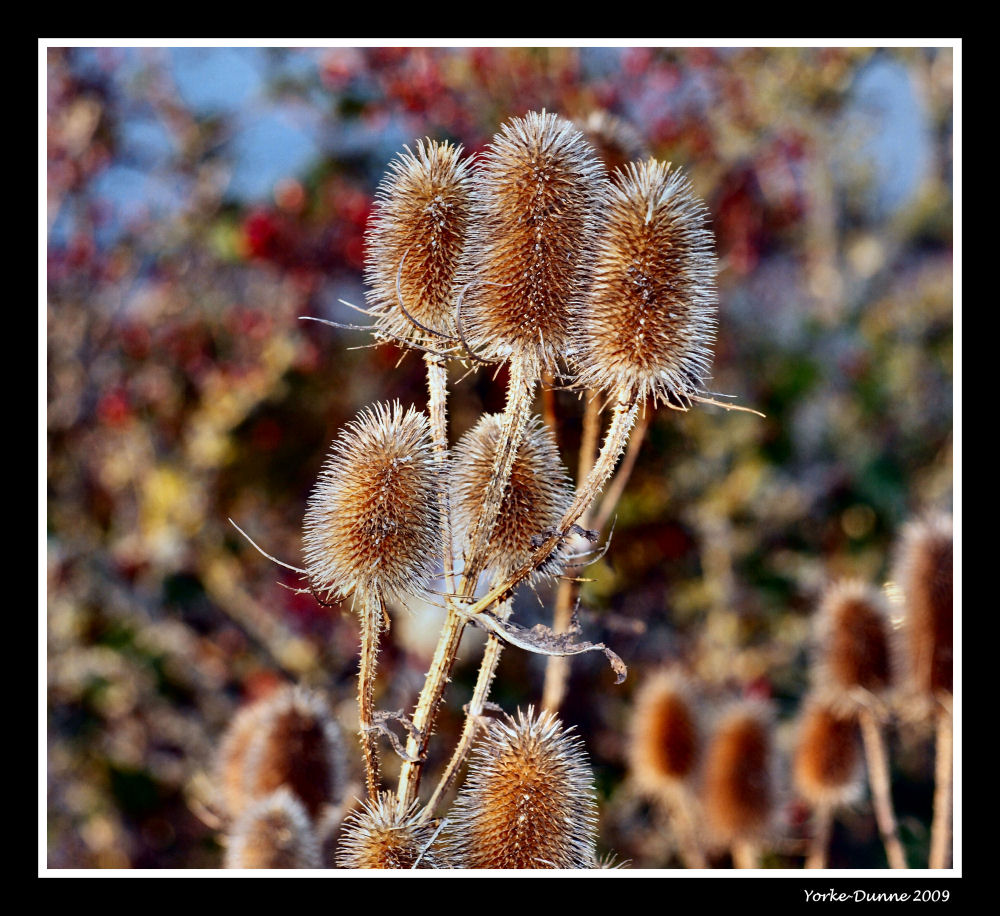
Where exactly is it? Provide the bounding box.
[929,702,953,868]
[667,790,707,868]
[359,593,384,800]
[805,803,834,869]
[591,405,650,535]
[858,707,907,868]
[732,840,760,869]
[425,354,455,596]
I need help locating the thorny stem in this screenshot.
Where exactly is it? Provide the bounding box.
[543,400,649,712]
[929,699,953,869]
[805,803,834,869]
[359,592,384,801]
[425,354,455,596]
[858,707,908,869]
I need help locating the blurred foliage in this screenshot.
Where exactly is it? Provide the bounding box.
[46,45,953,868]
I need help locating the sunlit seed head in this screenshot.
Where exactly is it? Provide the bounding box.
[573,159,718,407]
[225,788,322,869]
[240,685,347,820]
[443,707,598,869]
[451,414,573,581]
[303,402,441,604]
[814,579,894,704]
[628,669,701,796]
[792,695,863,809]
[335,792,442,869]
[460,110,605,375]
[365,139,472,344]
[216,697,270,819]
[575,110,650,177]
[701,700,776,846]
[892,512,953,698]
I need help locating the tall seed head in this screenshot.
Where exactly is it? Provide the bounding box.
[216,696,269,818]
[814,579,893,706]
[225,788,322,869]
[452,413,573,580]
[893,512,953,698]
[793,695,863,809]
[460,110,605,375]
[364,139,472,343]
[443,707,599,869]
[335,792,442,868]
[628,670,701,797]
[573,160,717,406]
[303,402,441,604]
[701,701,776,846]
[575,110,650,177]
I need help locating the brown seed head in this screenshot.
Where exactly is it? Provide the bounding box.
[701,701,775,845]
[303,401,441,604]
[573,159,717,406]
[216,696,269,818]
[239,685,347,820]
[444,707,598,869]
[792,695,863,809]
[893,512,953,698]
[460,110,605,375]
[364,139,472,344]
[335,792,442,868]
[225,788,322,869]
[575,110,650,177]
[815,579,893,703]
[628,670,701,796]
[452,413,573,581]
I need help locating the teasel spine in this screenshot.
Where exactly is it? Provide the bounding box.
[336,791,443,869]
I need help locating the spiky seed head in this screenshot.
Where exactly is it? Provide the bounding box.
[573,159,717,407]
[365,139,472,344]
[216,696,270,818]
[303,401,441,604]
[893,513,953,698]
[628,670,701,796]
[701,701,775,846]
[240,685,347,820]
[814,579,893,705]
[792,695,863,809]
[443,707,599,869]
[451,413,573,580]
[575,110,650,177]
[460,110,605,375]
[225,788,322,869]
[335,792,442,869]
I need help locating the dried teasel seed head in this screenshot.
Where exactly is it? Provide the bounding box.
[443,707,598,869]
[460,110,605,375]
[701,701,776,846]
[225,788,322,869]
[451,413,573,581]
[335,792,442,869]
[364,139,472,344]
[628,670,701,797]
[792,695,863,809]
[303,401,441,604]
[814,579,893,707]
[239,685,347,820]
[893,512,953,698]
[216,695,270,818]
[575,110,650,177]
[573,159,717,407]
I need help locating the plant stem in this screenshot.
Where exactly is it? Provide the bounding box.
[858,707,908,868]
[929,701,953,868]
[667,789,706,868]
[358,592,384,801]
[805,803,833,869]
[731,840,759,869]
[425,354,455,596]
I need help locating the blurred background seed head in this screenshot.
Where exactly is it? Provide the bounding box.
[46,44,953,868]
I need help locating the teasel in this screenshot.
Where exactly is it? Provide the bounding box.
[575,110,651,178]
[628,670,706,867]
[238,685,347,823]
[892,512,953,868]
[303,402,440,800]
[701,700,775,868]
[441,707,599,869]
[335,792,443,869]
[425,416,574,816]
[216,694,270,819]
[224,788,322,869]
[813,579,907,868]
[398,111,604,810]
[792,695,863,869]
